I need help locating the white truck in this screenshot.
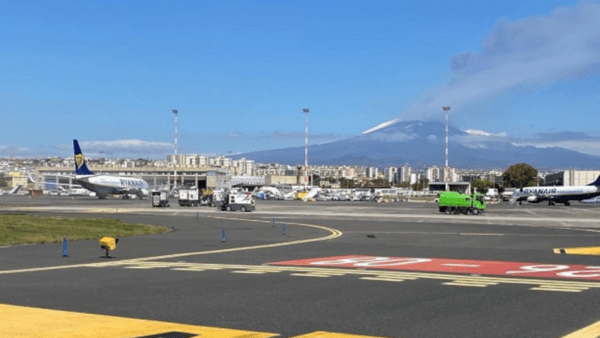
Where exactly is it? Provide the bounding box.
[178,188,200,206]
[151,191,170,207]
[221,192,256,212]
[207,189,225,207]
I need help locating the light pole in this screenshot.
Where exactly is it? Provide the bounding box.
[172,109,178,191]
[442,106,451,192]
[303,108,309,191]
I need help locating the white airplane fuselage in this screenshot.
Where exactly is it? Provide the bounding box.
[512,185,600,205]
[75,174,149,199]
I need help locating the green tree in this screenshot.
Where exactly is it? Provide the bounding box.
[503,163,538,188]
[366,178,388,187]
[395,182,411,188]
[472,179,494,194]
[340,178,357,188]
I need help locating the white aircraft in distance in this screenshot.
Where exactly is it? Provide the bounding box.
[510,176,600,206]
[73,139,150,199]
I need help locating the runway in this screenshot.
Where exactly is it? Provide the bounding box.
[1,195,600,337]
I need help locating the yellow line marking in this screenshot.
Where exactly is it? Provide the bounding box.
[529,285,589,289]
[443,280,498,285]
[292,331,390,338]
[290,273,333,278]
[0,262,117,275]
[554,246,600,255]
[0,303,277,338]
[529,287,583,293]
[89,261,600,293]
[0,215,342,275]
[442,282,490,287]
[359,277,406,282]
[562,320,600,338]
[231,270,275,274]
[111,216,343,262]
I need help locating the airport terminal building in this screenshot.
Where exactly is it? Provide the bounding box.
[545,170,600,186]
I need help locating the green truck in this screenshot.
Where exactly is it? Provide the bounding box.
[438,191,486,215]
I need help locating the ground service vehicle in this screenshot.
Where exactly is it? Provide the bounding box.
[221,193,256,212]
[151,191,170,207]
[178,188,200,206]
[208,190,225,207]
[438,191,486,215]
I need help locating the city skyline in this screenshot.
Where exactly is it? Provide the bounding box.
[2,1,600,159]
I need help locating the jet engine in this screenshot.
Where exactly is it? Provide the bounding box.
[526,195,538,203]
[137,189,149,200]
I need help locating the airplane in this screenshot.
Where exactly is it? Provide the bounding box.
[0,185,23,196]
[73,139,150,199]
[8,185,23,195]
[509,175,600,206]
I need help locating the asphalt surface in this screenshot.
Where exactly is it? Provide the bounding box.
[2,195,600,337]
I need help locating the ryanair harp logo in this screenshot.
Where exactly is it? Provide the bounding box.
[75,154,85,169]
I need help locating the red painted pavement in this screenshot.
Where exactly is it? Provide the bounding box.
[270,255,600,281]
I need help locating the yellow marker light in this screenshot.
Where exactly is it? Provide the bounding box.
[99,237,119,258]
[99,237,117,251]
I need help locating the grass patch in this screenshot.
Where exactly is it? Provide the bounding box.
[0,214,170,245]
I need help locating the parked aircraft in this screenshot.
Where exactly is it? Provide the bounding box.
[0,186,21,196]
[8,185,22,195]
[57,186,91,196]
[73,140,150,199]
[510,176,600,206]
[302,187,321,201]
[27,172,88,194]
[255,186,284,200]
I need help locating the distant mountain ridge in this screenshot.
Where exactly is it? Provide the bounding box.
[236,120,600,169]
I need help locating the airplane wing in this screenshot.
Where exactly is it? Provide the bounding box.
[509,190,554,205]
[509,192,522,205]
[9,185,23,195]
[509,189,530,205]
[28,172,80,186]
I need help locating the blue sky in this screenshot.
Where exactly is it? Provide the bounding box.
[1,0,599,159]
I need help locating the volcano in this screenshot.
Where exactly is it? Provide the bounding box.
[236,120,600,169]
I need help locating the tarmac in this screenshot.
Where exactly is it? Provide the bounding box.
[1,195,600,338]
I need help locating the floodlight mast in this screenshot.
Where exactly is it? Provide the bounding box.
[172,109,178,191]
[442,106,451,192]
[303,108,309,191]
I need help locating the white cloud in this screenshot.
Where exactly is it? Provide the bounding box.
[514,139,600,157]
[365,132,417,143]
[71,140,172,159]
[401,3,600,121]
[0,144,31,157]
[80,140,172,149]
[362,119,402,135]
[465,129,508,137]
[217,131,348,142]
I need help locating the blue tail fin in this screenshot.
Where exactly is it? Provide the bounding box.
[73,140,94,175]
[588,175,600,187]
